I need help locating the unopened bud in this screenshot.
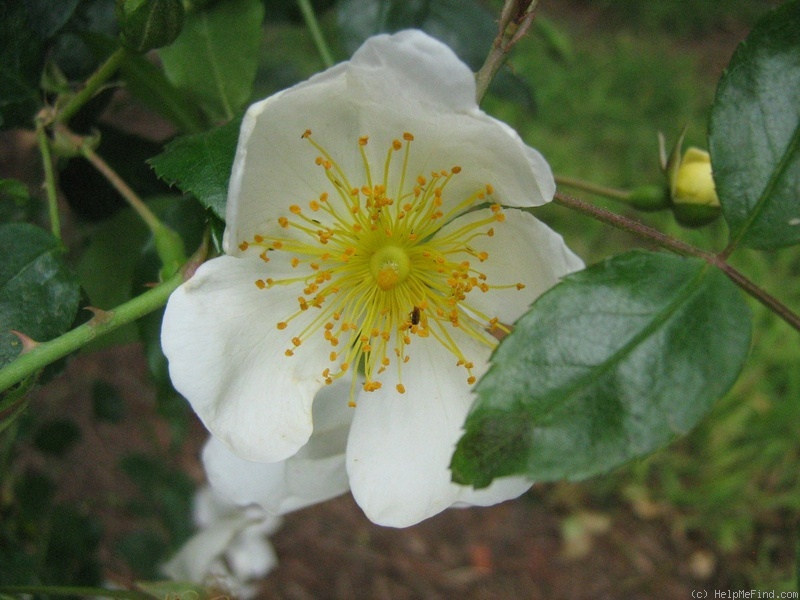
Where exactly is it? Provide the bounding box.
[672,148,719,208]
[116,0,185,53]
[671,147,720,227]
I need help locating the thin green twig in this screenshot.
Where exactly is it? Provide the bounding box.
[56,47,127,125]
[34,122,61,240]
[554,175,630,201]
[296,0,335,68]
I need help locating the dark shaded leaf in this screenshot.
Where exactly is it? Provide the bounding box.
[336,0,534,108]
[0,223,81,369]
[338,0,492,68]
[23,0,81,39]
[0,2,45,129]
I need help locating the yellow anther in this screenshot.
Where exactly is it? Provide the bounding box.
[302,129,312,138]
[396,383,406,394]
[239,241,249,251]
[285,349,294,357]
[392,139,402,151]
[359,136,369,146]
[255,279,266,289]
[403,132,414,141]
[451,166,461,174]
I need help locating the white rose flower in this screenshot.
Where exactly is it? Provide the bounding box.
[162,30,583,527]
[162,486,281,599]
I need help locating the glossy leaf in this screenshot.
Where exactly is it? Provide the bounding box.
[451,251,752,488]
[0,224,81,369]
[149,117,242,219]
[709,0,800,249]
[158,0,265,121]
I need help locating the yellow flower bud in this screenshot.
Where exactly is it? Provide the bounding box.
[672,147,720,208]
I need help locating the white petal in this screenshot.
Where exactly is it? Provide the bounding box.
[161,512,254,582]
[202,379,354,514]
[226,526,280,580]
[435,208,584,325]
[224,31,555,254]
[161,255,333,462]
[346,329,527,527]
[346,30,476,112]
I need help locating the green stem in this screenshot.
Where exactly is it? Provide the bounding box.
[0,586,152,600]
[554,175,630,201]
[296,0,335,68]
[35,123,61,240]
[56,47,127,125]
[553,190,800,334]
[0,273,182,395]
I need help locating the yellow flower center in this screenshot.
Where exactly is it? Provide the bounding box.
[238,130,524,403]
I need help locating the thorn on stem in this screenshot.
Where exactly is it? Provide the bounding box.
[84,306,114,326]
[10,330,40,354]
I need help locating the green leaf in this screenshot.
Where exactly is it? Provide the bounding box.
[709,0,800,250]
[149,117,242,219]
[158,0,265,121]
[451,251,752,488]
[0,3,45,129]
[0,224,81,369]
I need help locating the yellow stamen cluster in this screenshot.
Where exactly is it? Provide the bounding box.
[242,130,525,404]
